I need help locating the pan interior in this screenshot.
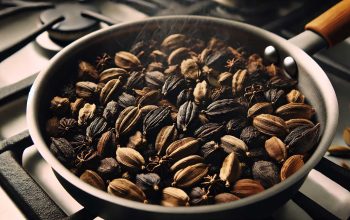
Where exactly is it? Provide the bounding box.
[28,16,337,214]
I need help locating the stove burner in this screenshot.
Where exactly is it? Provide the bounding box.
[214,0,279,15]
[39,2,99,43]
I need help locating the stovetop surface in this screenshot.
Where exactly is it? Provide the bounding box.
[0,0,349,219]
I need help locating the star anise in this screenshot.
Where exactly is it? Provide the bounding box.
[75,148,99,169]
[244,84,266,106]
[96,53,113,72]
[225,57,246,73]
[201,174,226,195]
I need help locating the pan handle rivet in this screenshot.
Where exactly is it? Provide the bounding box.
[264,46,279,64]
[283,56,297,78]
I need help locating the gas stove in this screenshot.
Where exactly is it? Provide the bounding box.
[0,1,349,219]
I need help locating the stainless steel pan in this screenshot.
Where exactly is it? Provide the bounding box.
[27,1,350,219]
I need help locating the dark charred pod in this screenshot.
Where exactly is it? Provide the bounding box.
[246,148,270,162]
[240,126,269,150]
[252,160,280,188]
[97,157,122,180]
[117,92,137,109]
[264,88,286,107]
[86,117,108,144]
[268,75,297,92]
[145,71,166,89]
[204,99,246,122]
[285,123,321,154]
[75,148,100,170]
[50,137,75,166]
[194,123,225,143]
[143,106,172,136]
[136,173,161,192]
[102,101,119,123]
[189,187,209,205]
[97,130,117,158]
[200,141,226,165]
[177,88,194,107]
[162,74,187,98]
[125,71,145,90]
[226,117,248,137]
[177,101,199,133]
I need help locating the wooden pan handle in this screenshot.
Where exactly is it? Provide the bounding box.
[305,0,350,47]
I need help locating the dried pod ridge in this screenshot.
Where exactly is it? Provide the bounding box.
[219,152,241,187]
[170,155,205,173]
[247,102,273,118]
[97,130,117,157]
[177,101,199,132]
[155,124,179,156]
[276,103,315,120]
[168,47,191,65]
[177,88,194,107]
[114,51,141,69]
[100,78,123,105]
[115,106,142,138]
[165,137,199,161]
[172,163,209,188]
[285,123,320,154]
[285,118,314,130]
[280,155,304,181]
[194,123,225,143]
[76,81,98,99]
[86,117,108,143]
[108,178,147,203]
[161,187,189,207]
[264,136,287,163]
[125,71,145,90]
[80,170,105,191]
[99,68,128,83]
[205,99,245,120]
[220,135,248,154]
[143,106,171,135]
[162,74,187,97]
[232,179,264,198]
[116,147,145,171]
[145,71,165,89]
[232,69,248,96]
[138,90,161,107]
[117,92,137,109]
[253,114,288,138]
[161,34,187,51]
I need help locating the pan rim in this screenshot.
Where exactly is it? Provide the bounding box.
[27,15,338,214]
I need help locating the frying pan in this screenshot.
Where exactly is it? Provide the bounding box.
[27,1,350,219]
